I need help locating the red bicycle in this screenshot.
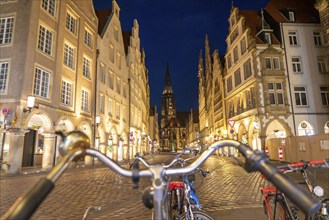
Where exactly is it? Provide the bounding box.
[261,159,329,220]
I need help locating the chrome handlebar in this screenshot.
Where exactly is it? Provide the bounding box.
[3,131,322,220]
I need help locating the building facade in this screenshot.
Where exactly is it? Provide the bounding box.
[0,0,151,174]
[266,0,329,136]
[0,0,98,174]
[198,0,329,154]
[95,1,129,162]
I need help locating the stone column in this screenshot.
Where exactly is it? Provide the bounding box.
[41,133,56,170]
[112,144,118,161]
[123,145,128,160]
[7,128,28,175]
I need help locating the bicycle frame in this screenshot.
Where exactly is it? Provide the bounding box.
[3,131,322,220]
[261,159,329,220]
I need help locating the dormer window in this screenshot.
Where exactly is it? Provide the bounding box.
[288,11,295,21]
[264,33,271,44]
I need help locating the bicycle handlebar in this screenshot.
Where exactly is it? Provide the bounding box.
[3,131,322,219]
[277,159,329,170]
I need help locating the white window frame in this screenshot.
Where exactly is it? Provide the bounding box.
[273,57,280,70]
[115,102,120,119]
[0,16,14,45]
[37,24,54,56]
[84,28,92,48]
[265,57,272,69]
[313,31,322,46]
[288,31,298,46]
[264,33,271,44]
[116,77,121,94]
[268,82,284,105]
[34,66,50,99]
[83,56,91,79]
[294,86,308,106]
[100,63,105,83]
[320,86,329,106]
[66,11,77,35]
[0,61,9,94]
[318,57,328,73]
[41,0,56,17]
[292,57,302,73]
[63,42,75,70]
[288,11,295,21]
[108,71,114,89]
[61,79,72,106]
[99,93,105,114]
[108,98,112,117]
[81,89,89,112]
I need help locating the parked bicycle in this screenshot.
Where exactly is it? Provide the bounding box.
[2,130,322,220]
[129,151,213,219]
[261,159,329,220]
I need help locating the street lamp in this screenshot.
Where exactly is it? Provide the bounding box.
[23,95,35,113]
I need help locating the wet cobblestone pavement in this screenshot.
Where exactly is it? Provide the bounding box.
[1,155,328,220]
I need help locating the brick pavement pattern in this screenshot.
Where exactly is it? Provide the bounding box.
[1,155,328,220]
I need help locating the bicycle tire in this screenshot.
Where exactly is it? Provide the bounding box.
[179,210,214,220]
[267,195,290,220]
[168,189,183,220]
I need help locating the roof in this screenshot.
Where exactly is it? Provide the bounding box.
[239,10,280,44]
[265,0,319,23]
[122,31,132,55]
[95,9,112,36]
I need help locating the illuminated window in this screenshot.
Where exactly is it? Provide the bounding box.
[288,31,298,46]
[34,67,50,98]
[0,17,14,45]
[84,29,92,48]
[64,42,75,69]
[38,24,54,56]
[83,56,91,79]
[41,0,56,17]
[294,87,308,106]
[66,12,77,35]
[0,61,9,94]
[81,89,89,111]
[61,79,72,106]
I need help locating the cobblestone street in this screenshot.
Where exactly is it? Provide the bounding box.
[1,155,328,220]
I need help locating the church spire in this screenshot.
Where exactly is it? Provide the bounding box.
[164,63,172,90]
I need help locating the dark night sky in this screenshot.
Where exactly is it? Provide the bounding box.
[93,0,269,112]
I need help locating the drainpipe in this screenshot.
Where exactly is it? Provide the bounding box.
[128,77,131,160]
[280,23,297,136]
[93,49,100,164]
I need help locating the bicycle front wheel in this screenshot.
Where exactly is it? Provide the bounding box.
[179,210,214,220]
[267,196,289,220]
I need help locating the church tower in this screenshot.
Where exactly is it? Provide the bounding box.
[161,63,176,129]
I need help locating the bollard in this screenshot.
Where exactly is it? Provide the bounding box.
[278,147,283,161]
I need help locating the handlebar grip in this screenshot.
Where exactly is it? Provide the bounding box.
[259,160,321,216]
[4,178,54,220]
